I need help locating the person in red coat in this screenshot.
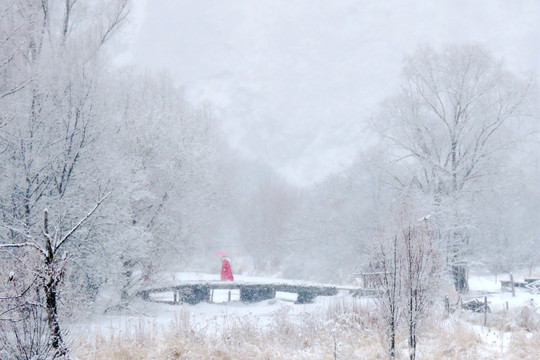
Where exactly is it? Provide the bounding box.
[221,256,234,281]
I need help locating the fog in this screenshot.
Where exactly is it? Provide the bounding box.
[125,0,540,186]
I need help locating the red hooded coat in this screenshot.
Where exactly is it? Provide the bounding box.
[221,258,234,281]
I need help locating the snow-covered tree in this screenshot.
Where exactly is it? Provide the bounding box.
[375,44,535,292]
[371,202,442,360]
[95,70,230,305]
[0,0,129,357]
[0,198,108,358]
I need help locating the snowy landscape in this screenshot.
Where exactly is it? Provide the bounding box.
[1,1,540,359]
[70,272,540,359]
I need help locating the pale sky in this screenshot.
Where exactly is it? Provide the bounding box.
[121,0,540,186]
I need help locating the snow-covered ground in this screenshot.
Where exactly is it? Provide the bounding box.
[75,272,540,359]
[88,272,540,333]
[81,272,370,336]
[86,291,356,336]
[468,274,540,311]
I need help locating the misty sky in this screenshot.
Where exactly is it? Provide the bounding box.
[121,0,540,186]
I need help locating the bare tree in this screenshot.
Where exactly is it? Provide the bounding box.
[0,195,108,358]
[401,221,441,360]
[376,44,535,292]
[0,0,130,317]
[0,301,52,360]
[0,0,129,229]
[372,233,402,359]
[371,202,442,360]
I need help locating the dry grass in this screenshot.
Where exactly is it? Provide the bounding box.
[419,317,485,359]
[465,300,540,333]
[73,299,540,360]
[507,331,540,360]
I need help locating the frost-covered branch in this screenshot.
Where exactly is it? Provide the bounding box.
[55,192,111,252]
[0,241,46,257]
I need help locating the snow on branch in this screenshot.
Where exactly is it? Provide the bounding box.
[54,192,110,251]
[0,240,46,257]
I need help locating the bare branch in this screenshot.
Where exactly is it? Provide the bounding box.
[100,0,130,46]
[0,276,39,300]
[55,192,111,251]
[0,242,46,257]
[0,225,47,257]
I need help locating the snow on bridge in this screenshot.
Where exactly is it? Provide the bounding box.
[137,273,341,304]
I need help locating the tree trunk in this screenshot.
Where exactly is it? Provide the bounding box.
[44,209,67,358]
[409,296,416,360]
[409,319,416,360]
[449,229,469,293]
[389,319,396,359]
[452,265,468,293]
[120,259,135,301]
[45,274,67,357]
